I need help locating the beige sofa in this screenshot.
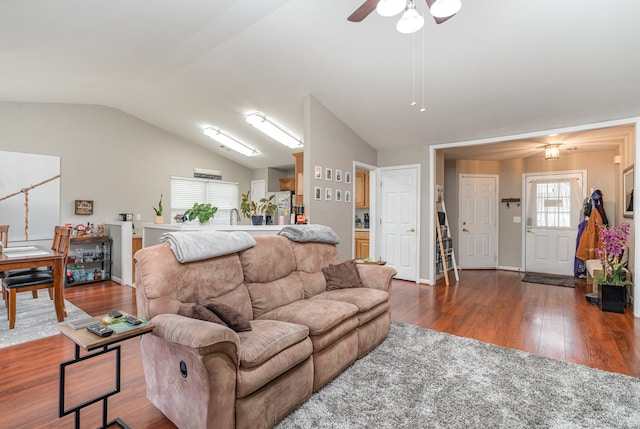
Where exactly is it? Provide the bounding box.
[134,233,396,429]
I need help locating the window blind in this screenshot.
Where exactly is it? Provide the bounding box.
[170,176,239,225]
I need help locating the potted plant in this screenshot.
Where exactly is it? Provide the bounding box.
[153,194,164,224]
[595,221,631,313]
[184,202,218,224]
[241,192,275,225]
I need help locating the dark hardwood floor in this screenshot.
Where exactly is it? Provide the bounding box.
[1,270,638,428]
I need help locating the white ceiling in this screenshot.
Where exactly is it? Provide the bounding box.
[1,0,639,169]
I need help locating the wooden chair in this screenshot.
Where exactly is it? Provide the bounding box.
[0,225,7,249]
[2,226,71,329]
[0,225,8,281]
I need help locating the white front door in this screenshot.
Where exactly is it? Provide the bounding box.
[524,172,585,275]
[458,175,498,269]
[379,166,419,281]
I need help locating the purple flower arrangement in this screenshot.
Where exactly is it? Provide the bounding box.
[595,221,631,286]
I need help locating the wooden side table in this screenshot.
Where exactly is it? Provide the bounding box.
[58,313,154,429]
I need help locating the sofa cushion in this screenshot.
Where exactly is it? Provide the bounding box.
[258,299,358,337]
[178,303,228,327]
[322,259,363,290]
[237,320,309,369]
[205,301,252,332]
[312,288,389,313]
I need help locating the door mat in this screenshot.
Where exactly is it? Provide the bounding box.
[522,272,576,288]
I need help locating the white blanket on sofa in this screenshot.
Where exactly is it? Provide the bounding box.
[278,224,340,244]
[160,230,256,263]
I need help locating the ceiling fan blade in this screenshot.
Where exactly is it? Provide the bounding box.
[348,0,379,22]
[424,0,456,24]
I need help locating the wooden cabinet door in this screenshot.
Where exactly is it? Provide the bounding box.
[355,170,369,208]
[354,231,370,259]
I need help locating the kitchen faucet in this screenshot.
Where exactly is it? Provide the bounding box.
[230,208,241,225]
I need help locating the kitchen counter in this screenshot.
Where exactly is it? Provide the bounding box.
[142,223,285,248]
[354,228,370,232]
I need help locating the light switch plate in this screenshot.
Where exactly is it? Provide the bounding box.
[513,216,521,223]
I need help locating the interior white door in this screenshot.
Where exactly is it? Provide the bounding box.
[524,172,584,275]
[379,167,418,281]
[459,175,498,269]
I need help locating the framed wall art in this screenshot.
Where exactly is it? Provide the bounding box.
[75,199,94,215]
[345,172,352,185]
[345,191,351,203]
[335,170,342,182]
[314,186,322,200]
[315,166,322,180]
[325,188,332,201]
[623,164,634,218]
[325,168,333,181]
[336,189,342,202]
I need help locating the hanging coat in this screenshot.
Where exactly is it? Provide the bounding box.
[576,209,603,261]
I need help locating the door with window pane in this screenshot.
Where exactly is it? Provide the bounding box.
[524,172,585,275]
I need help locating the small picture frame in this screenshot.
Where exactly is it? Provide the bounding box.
[325,188,332,201]
[314,166,322,180]
[314,186,322,200]
[345,191,351,203]
[335,170,342,182]
[623,165,634,218]
[345,172,352,185]
[325,168,333,181]
[336,189,342,202]
[74,200,94,215]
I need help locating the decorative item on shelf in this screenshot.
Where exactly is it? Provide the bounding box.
[241,191,275,225]
[153,193,164,224]
[500,198,521,208]
[595,221,631,313]
[184,202,218,224]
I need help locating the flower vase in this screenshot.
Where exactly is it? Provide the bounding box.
[598,283,626,313]
[251,215,264,226]
[154,215,164,224]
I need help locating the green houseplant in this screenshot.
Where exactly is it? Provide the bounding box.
[595,221,631,313]
[153,194,164,224]
[241,192,275,225]
[184,202,218,224]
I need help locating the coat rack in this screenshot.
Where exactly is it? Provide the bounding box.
[500,197,521,208]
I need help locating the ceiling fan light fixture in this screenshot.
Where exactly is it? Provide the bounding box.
[376,0,406,17]
[429,0,462,18]
[245,112,303,149]
[396,2,424,34]
[203,127,258,157]
[544,144,560,160]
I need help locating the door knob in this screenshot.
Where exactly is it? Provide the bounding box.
[407,227,416,232]
[462,228,469,233]
[527,228,533,233]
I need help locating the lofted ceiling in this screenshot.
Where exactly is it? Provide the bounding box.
[1,0,639,169]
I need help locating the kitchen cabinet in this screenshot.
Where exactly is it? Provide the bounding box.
[279,177,295,192]
[354,230,370,259]
[355,170,369,208]
[66,235,112,286]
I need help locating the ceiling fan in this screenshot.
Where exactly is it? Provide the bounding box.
[348,0,460,26]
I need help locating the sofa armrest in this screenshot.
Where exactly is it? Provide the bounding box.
[150,313,240,364]
[356,264,397,292]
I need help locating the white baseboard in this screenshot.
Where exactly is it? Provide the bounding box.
[498,266,523,272]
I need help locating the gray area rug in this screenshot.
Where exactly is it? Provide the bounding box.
[0,293,89,348]
[276,323,640,429]
[522,272,576,288]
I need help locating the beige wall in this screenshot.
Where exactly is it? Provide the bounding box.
[0,102,252,228]
[304,96,378,261]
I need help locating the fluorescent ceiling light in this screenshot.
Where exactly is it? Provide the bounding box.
[203,127,258,157]
[245,112,303,149]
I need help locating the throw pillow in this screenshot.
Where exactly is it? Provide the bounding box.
[322,259,364,291]
[178,304,228,327]
[204,301,252,332]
